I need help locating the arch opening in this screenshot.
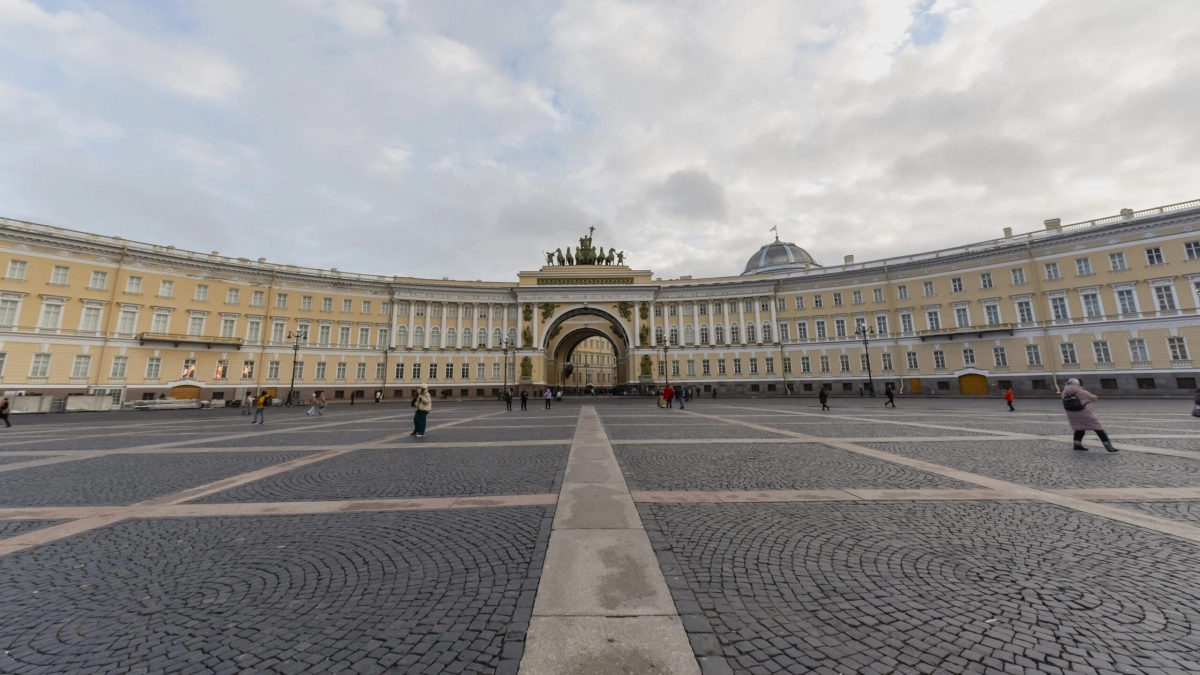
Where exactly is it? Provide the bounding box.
[541,307,632,392]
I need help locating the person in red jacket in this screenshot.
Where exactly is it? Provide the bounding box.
[1004,387,1015,412]
[662,384,674,409]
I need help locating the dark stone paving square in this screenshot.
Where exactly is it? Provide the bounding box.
[392,426,576,443]
[758,421,995,437]
[0,520,66,540]
[642,501,1200,675]
[177,429,398,447]
[0,451,313,507]
[193,445,570,502]
[0,435,176,452]
[862,439,1200,488]
[909,420,1074,436]
[615,442,972,491]
[0,507,552,675]
[605,423,788,440]
[0,455,47,465]
[1120,438,1200,451]
[1104,500,1200,526]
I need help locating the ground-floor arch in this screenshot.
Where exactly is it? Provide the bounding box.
[542,309,632,389]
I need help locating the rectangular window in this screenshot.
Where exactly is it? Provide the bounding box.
[875,315,888,335]
[951,278,963,293]
[839,355,850,372]
[749,358,759,375]
[275,293,288,309]
[1154,285,1178,311]
[815,320,827,339]
[194,284,208,301]
[29,353,51,377]
[301,296,313,311]
[1081,293,1102,318]
[1011,268,1026,285]
[116,309,137,334]
[407,363,420,380]
[1146,247,1164,265]
[701,359,711,375]
[359,326,370,345]
[460,362,469,379]
[933,350,946,369]
[247,319,261,342]
[794,297,804,309]
[90,271,108,290]
[187,315,204,336]
[980,273,993,289]
[859,354,868,371]
[1110,252,1127,270]
[145,357,161,380]
[897,285,908,300]
[215,360,229,379]
[812,294,826,309]
[782,357,791,373]
[962,348,975,367]
[881,353,892,370]
[687,359,695,376]
[1185,241,1200,261]
[923,281,935,297]
[362,301,372,314]
[776,298,785,311]
[476,362,485,379]
[315,361,327,380]
[242,361,254,378]
[1059,342,1078,365]
[1045,263,1060,280]
[1026,344,1042,366]
[220,317,236,338]
[984,304,1001,325]
[954,307,969,328]
[379,327,389,346]
[321,297,333,312]
[794,321,806,340]
[778,322,790,342]
[1075,258,1092,275]
[1016,300,1034,324]
[251,290,264,307]
[1116,289,1138,315]
[820,355,830,372]
[900,313,914,333]
[906,351,918,370]
[1168,336,1190,361]
[1129,339,1149,362]
[1093,341,1112,363]
[225,288,239,304]
[801,356,811,373]
[873,289,883,303]
[766,357,776,374]
[852,291,862,305]
[6,260,28,280]
[335,362,347,380]
[158,280,174,298]
[717,359,726,375]
[80,306,102,333]
[294,361,305,380]
[268,360,280,379]
[38,302,63,330]
[317,324,331,345]
[342,299,353,313]
[182,358,197,379]
[0,299,19,327]
[1050,297,1069,321]
[50,266,70,285]
[733,358,742,375]
[835,318,846,338]
[926,310,941,331]
[992,347,1007,367]
[71,355,91,379]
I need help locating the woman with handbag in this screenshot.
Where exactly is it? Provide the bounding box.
[1061,378,1116,452]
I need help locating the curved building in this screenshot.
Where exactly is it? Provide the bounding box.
[1,199,1198,406]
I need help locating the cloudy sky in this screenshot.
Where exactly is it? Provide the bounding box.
[1,0,1197,281]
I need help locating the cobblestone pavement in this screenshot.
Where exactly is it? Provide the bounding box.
[194,445,569,503]
[615,442,973,492]
[1,398,1198,674]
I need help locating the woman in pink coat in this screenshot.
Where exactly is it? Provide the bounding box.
[1061,378,1116,452]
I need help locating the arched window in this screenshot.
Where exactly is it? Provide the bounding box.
[507,327,517,345]
[493,328,502,347]
[715,325,724,344]
[699,325,709,344]
[413,326,424,348]
[669,326,679,345]
[746,323,756,343]
[430,327,441,349]
[446,328,457,348]
[397,326,408,348]
[654,326,664,345]
[462,328,471,348]
[761,321,772,343]
[730,323,740,343]
[684,325,694,344]
[479,329,488,348]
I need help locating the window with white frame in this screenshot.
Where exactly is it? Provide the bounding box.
[881,352,893,370]
[116,309,137,335]
[796,321,807,340]
[317,324,331,345]
[1075,258,1092,276]
[182,358,197,379]
[249,290,263,307]
[187,315,205,336]
[336,362,347,379]
[1185,241,1200,261]
[89,271,108,290]
[980,273,993,289]
[794,297,804,309]
[145,357,161,379]
[906,351,918,370]
[933,350,946,369]
[897,285,908,300]
[761,322,772,342]
[700,324,711,344]
[430,327,441,348]
[923,281,935,296]
[729,324,740,343]
[839,355,850,372]
[343,299,354,313]
[1092,340,1112,363]
[801,356,811,373]
[359,326,371,346]
[315,361,327,380]
[0,298,20,327]
[954,307,970,328]
[1115,288,1138,315]
[669,326,679,345]
[50,266,70,285]
[833,293,843,307]
[685,325,695,344]
[151,312,170,333]
[1110,252,1127,270]
[38,301,63,330]
[71,355,91,379]
[1154,284,1178,311]
[813,295,823,308]
[1026,344,1042,366]
[852,291,862,305]
[268,360,280,379]
[859,353,868,371]
[925,309,941,331]
[80,306,102,333]
[951,278,963,293]
[357,362,367,379]
[992,347,1008,367]
[834,319,845,338]
[1045,263,1060,280]
[362,301,372,314]
[1129,338,1150,362]
[220,317,236,338]
[1049,296,1069,321]
[6,260,28,280]
[1146,247,1164,265]
[301,296,313,311]
[275,293,288,309]
[875,315,888,334]
[1016,300,1034,324]
[159,280,174,298]
[215,360,229,379]
[873,288,883,303]
[1011,268,1026,285]
[1059,342,1078,365]
[29,353,51,378]
[819,355,830,372]
[1081,293,1102,318]
[194,284,208,301]
[984,304,1001,325]
[962,348,976,367]
[1168,336,1189,361]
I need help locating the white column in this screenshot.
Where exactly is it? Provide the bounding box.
[516,303,524,348]
[456,302,464,350]
[707,300,715,347]
[502,304,510,346]
[532,302,539,350]
[407,301,415,348]
[738,298,746,345]
[768,295,778,344]
[754,296,763,344]
[487,303,494,349]
[389,298,399,348]
[423,302,431,349]
[472,303,479,350]
[650,302,658,345]
[440,302,448,351]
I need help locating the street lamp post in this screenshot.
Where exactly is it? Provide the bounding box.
[286,331,302,406]
[656,337,670,389]
[855,324,876,397]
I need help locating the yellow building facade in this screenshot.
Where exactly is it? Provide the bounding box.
[2,199,1198,405]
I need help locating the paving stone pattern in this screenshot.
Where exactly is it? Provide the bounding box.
[388,426,577,444]
[0,451,314,507]
[195,445,569,503]
[642,501,1200,675]
[0,455,48,465]
[0,520,66,540]
[0,507,553,675]
[615,442,972,492]
[605,423,790,440]
[755,422,996,438]
[0,435,178,452]
[177,430,398,448]
[1105,500,1200,526]
[1118,438,1200,451]
[861,439,1200,489]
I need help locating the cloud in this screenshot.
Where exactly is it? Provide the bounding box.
[0,0,1197,282]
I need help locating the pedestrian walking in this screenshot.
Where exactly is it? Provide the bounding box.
[675,385,685,410]
[374,390,382,404]
[520,389,528,411]
[243,392,254,415]
[544,388,553,409]
[712,388,717,398]
[1005,387,1015,412]
[885,387,895,408]
[1061,378,1116,452]
[306,394,318,416]
[315,393,326,416]
[411,384,431,437]
[504,388,513,411]
[0,396,11,428]
[252,391,269,425]
[819,388,830,411]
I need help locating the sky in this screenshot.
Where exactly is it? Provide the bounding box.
[1,0,1197,281]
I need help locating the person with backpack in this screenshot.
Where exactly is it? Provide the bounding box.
[1061,378,1116,452]
[252,391,269,425]
[818,387,830,411]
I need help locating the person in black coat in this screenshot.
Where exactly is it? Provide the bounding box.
[818,388,830,411]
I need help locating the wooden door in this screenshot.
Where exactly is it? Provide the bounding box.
[958,374,988,396]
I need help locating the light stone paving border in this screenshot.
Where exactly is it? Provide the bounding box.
[520,406,699,675]
[683,407,1200,545]
[0,409,505,557]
